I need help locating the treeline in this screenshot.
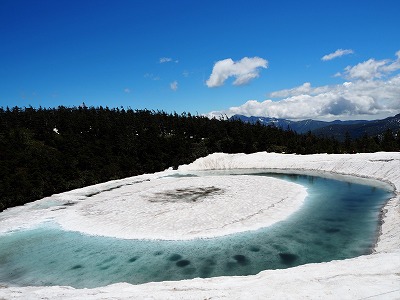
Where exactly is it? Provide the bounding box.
[0,106,399,211]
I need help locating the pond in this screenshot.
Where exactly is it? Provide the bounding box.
[0,172,393,288]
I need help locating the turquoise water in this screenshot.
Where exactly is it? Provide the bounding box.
[0,173,393,288]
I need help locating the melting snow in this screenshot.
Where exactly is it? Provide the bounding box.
[0,152,399,299]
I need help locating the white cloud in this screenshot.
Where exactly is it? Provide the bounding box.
[170,80,178,91]
[321,49,354,61]
[339,51,400,80]
[342,59,389,80]
[208,51,400,121]
[206,57,268,88]
[269,82,335,98]
[160,57,172,63]
[159,57,178,63]
[209,75,400,121]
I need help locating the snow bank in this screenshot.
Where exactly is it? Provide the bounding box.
[1,152,399,299]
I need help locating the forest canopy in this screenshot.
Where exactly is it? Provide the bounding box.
[1,106,399,211]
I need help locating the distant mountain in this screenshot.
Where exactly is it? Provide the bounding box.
[288,119,366,134]
[231,115,366,134]
[231,115,295,130]
[231,114,400,140]
[313,113,400,141]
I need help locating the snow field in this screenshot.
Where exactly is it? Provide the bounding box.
[1,152,399,299]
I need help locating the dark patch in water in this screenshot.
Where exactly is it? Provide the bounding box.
[199,258,216,277]
[279,253,298,265]
[249,246,260,252]
[169,254,182,261]
[154,251,163,256]
[314,240,323,246]
[99,265,110,270]
[233,255,249,266]
[71,264,83,270]
[324,218,337,222]
[325,228,341,233]
[324,217,346,222]
[176,260,191,267]
[128,256,139,263]
[281,234,293,239]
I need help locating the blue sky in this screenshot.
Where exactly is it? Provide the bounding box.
[1,0,400,120]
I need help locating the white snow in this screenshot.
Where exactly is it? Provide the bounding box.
[1,152,400,299]
[0,175,306,240]
[60,175,308,240]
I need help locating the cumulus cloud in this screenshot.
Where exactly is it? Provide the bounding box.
[209,75,400,120]
[206,57,268,87]
[342,59,389,80]
[209,76,400,120]
[339,51,400,80]
[208,51,400,121]
[269,82,332,98]
[170,80,178,91]
[321,49,354,61]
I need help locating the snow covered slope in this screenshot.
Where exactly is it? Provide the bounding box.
[1,152,399,299]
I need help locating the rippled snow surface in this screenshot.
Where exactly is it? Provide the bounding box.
[0,173,392,288]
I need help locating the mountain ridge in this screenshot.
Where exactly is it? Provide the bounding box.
[231,113,400,140]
